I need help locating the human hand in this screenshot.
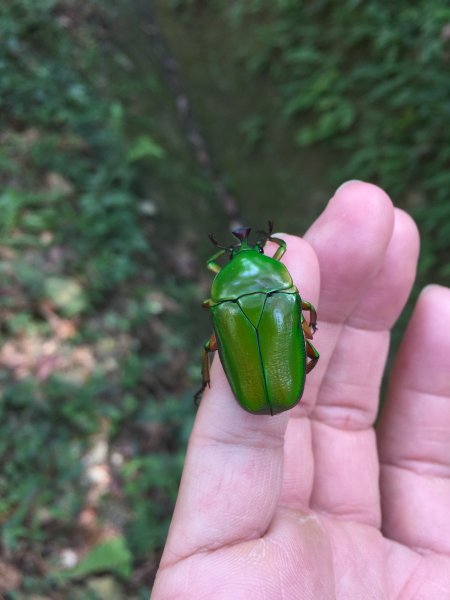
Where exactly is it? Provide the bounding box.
[152,182,450,599]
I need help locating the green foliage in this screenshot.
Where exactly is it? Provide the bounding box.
[56,537,133,580]
[0,0,156,300]
[44,276,87,316]
[241,0,450,278]
[0,376,97,550]
[128,135,166,162]
[121,453,183,559]
[0,1,188,596]
[4,0,450,596]
[174,0,450,282]
[119,397,193,560]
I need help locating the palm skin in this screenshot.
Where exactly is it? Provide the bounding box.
[152,182,450,599]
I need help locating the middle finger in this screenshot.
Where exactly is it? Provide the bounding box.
[305,183,419,526]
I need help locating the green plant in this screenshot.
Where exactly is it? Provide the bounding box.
[250,2,449,276]
[0,1,182,595]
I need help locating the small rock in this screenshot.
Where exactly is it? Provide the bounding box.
[45,172,74,195]
[60,548,79,569]
[139,199,158,216]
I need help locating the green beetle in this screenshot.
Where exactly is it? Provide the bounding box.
[195,222,319,415]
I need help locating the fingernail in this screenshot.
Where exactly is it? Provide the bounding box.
[421,284,447,295]
[335,180,362,194]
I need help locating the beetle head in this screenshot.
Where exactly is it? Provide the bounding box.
[231,227,251,243]
[209,223,274,259]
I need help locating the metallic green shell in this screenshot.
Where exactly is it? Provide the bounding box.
[210,289,306,415]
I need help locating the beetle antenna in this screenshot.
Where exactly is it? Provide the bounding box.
[209,233,231,251]
[255,221,275,246]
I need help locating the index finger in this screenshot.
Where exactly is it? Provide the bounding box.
[159,234,320,568]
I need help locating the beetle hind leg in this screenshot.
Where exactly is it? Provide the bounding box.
[301,313,314,340]
[301,299,318,333]
[305,339,319,374]
[194,333,217,405]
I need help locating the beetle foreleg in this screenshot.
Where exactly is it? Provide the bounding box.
[305,339,319,373]
[301,300,318,334]
[207,249,227,273]
[194,333,217,405]
[269,236,287,261]
[202,297,215,309]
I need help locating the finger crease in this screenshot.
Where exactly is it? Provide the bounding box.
[380,459,450,480]
[310,406,375,431]
[194,429,285,451]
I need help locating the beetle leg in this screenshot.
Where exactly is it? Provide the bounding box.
[269,236,287,261]
[305,339,319,373]
[202,298,214,309]
[207,249,227,273]
[301,299,318,334]
[194,333,217,405]
[301,313,314,340]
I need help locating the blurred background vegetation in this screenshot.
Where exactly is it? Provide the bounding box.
[1,0,449,597]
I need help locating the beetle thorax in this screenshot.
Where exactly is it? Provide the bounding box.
[211,249,294,303]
